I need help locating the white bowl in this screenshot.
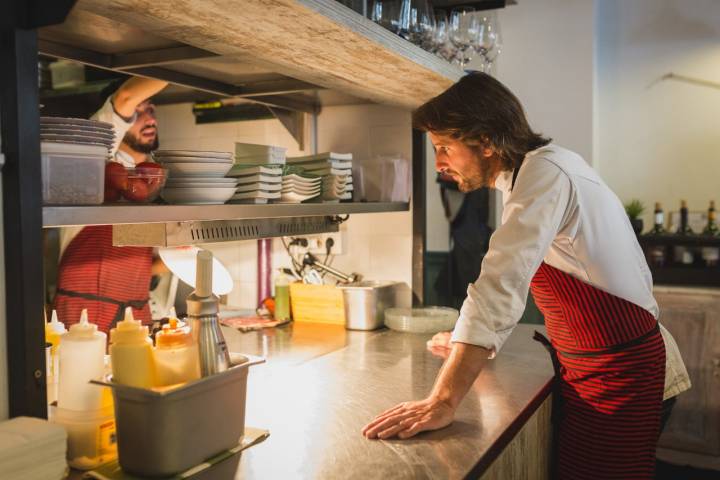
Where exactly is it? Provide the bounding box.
[162,162,232,178]
[161,186,236,204]
[154,150,233,159]
[166,177,238,185]
[156,155,233,164]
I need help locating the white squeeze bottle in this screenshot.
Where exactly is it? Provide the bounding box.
[109,307,156,388]
[57,309,107,411]
[154,317,201,386]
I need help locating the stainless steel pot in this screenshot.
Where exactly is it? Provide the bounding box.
[339,281,411,330]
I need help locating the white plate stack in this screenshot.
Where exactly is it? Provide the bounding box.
[40,116,115,154]
[279,172,322,203]
[154,150,236,204]
[287,152,353,201]
[235,142,287,165]
[0,417,67,480]
[227,164,283,204]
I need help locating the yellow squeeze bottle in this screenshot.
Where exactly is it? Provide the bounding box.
[45,309,67,355]
[154,318,201,386]
[109,307,156,388]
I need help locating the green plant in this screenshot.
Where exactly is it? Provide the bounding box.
[624,199,645,219]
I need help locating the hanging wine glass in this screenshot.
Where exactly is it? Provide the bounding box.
[371,0,403,34]
[449,7,479,68]
[432,10,452,59]
[481,11,502,72]
[405,0,434,47]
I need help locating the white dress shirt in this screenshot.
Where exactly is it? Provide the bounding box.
[451,144,690,399]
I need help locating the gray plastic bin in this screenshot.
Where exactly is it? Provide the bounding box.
[93,355,263,477]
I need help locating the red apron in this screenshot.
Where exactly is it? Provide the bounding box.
[54,225,153,333]
[530,262,665,480]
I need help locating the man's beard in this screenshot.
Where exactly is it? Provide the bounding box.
[452,155,503,192]
[123,130,159,154]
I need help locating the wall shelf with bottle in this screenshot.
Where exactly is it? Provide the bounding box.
[638,200,720,287]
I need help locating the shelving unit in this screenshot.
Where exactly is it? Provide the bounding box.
[43,202,409,227]
[2,0,470,417]
[639,234,720,287]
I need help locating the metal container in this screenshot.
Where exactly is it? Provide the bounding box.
[339,281,411,330]
[92,355,263,477]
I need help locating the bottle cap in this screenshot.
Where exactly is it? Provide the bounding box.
[110,306,149,344]
[68,309,103,339]
[156,317,194,348]
[46,309,67,335]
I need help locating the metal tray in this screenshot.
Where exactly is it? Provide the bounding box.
[92,354,264,477]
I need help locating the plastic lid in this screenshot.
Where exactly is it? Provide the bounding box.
[67,309,103,339]
[46,310,67,335]
[110,307,149,344]
[156,318,194,348]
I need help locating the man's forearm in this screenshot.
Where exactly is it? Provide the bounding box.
[430,342,491,409]
[113,77,169,118]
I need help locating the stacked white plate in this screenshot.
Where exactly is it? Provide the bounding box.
[0,417,67,480]
[287,152,353,201]
[279,172,322,203]
[154,150,236,204]
[228,164,283,204]
[40,116,115,154]
[235,143,287,165]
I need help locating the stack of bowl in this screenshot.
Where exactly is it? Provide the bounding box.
[153,150,236,204]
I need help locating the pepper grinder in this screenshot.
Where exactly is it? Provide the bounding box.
[187,250,230,376]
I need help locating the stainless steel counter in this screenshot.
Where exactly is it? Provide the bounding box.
[222,322,553,479]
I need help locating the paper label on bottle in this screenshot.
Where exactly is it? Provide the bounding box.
[98,419,118,454]
[655,213,664,225]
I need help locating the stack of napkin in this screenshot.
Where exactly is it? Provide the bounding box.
[286,152,353,201]
[0,416,67,479]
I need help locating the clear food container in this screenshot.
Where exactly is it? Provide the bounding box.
[384,306,459,334]
[41,142,107,205]
[105,164,167,203]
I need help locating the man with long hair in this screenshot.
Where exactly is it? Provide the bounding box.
[363,73,689,479]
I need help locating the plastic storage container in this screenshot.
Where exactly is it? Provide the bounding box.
[49,404,117,470]
[384,306,459,334]
[154,318,201,386]
[93,355,264,477]
[109,307,156,388]
[288,283,345,325]
[57,309,107,411]
[41,142,107,205]
[339,281,411,330]
[274,270,291,322]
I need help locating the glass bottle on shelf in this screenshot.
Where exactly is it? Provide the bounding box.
[701,200,719,267]
[703,200,718,236]
[651,202,666,234]
[676,200,693,235]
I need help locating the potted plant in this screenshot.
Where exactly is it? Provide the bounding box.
[624,199,645,235]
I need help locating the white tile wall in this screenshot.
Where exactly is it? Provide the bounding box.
[156,103,413,309]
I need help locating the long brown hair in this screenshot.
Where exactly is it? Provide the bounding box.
[413,72,550,171]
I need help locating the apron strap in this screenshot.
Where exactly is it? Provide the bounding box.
[56,288,148,330]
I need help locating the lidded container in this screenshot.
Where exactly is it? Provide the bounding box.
[154,317,201,386]
[45,309,66,404]
[274,269,291,322]
[109,307,156,388]
[57,309,106,411]
[45,309,67,355]
[41,142,107,205]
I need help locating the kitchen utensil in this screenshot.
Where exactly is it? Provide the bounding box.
[187,250,231,376]
[340,281,412,330]
[384,306,459,333]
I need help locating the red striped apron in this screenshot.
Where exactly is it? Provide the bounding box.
[530,262,665,480]
[54,225,152,333]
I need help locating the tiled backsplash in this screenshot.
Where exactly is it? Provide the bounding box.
[156,103,413,309]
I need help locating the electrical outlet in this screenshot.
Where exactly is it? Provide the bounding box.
[305,232,344,255]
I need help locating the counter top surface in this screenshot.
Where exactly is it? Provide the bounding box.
[222,322,553,479]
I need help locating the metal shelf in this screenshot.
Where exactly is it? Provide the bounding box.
[43,202,410,227]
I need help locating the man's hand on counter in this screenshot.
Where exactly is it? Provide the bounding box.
[362,341,492,441]
[361,396,456,440]
[427,331,452,359]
